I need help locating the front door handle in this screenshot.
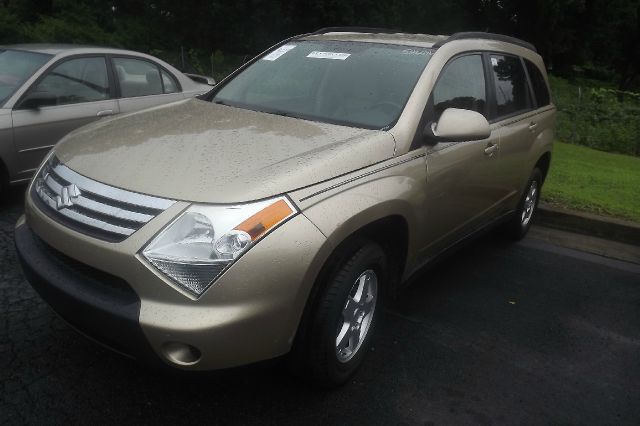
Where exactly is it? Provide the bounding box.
[484,142,499,157]
[528,122,538,132]
[96,109,114,117]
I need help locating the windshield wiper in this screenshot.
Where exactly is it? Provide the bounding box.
[260,109,295,118]
[213,99,298,120]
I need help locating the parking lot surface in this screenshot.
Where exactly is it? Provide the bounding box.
[1,187,639,425]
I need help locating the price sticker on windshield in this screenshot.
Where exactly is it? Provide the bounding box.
[262,45,296,61]
[307,51,351,60]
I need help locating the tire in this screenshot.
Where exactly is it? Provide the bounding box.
[504,168,543,240]
[291,239,388,388]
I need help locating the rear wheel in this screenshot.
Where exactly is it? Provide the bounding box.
[504,168,543,240]
[291,240,387,387]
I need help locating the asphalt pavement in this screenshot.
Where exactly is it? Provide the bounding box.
[1,186,639,425]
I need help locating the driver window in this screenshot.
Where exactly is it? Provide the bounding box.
[29,57,110,106]
[432,55,487,120]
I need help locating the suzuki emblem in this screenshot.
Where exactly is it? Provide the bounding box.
[55,184,81,210]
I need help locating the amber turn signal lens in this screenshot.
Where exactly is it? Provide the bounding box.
[234,199,294,240]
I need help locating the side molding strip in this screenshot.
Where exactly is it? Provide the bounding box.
[299,153,426,202]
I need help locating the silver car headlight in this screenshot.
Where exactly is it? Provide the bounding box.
[142,196,297,296]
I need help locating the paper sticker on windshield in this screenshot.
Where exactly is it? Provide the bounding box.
[491,57,499,67]
[263,45,296,61]
[307,51,351,60]
[401,49,433,56]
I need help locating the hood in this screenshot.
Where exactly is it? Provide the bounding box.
[54,99,395,203]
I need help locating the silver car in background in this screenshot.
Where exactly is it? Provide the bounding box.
[0,45,212,192]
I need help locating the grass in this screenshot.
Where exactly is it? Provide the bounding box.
[542,142,640,223]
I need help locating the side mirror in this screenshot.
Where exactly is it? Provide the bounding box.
[184,73,216,86]
[424,108,491,144]
[20,91,57,109]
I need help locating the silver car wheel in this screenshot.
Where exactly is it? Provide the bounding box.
[521,181,539,227]
[335,269,378,363]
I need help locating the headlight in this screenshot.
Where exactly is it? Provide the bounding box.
[142,196,297,296]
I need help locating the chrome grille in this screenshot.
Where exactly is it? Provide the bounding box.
[32,156,175,242]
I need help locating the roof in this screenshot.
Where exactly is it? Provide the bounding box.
[302,27,537,52]
[0,44,102,54]
[303,31,448,48]
[433,32,537,52]
[0,44,141,56]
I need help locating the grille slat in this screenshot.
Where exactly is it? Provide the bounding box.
[71,196,153,224]
[32,156,175,242]
[52,161,174,210]
[47,167,70,186]
[44,173,64,195]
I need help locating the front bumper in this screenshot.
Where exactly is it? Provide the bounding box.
[15,223,161,364]
[17,192,331,370]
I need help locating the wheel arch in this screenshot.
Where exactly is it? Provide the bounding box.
[534,150,552,183]
[326,214,410,290]
[288,210,411,370]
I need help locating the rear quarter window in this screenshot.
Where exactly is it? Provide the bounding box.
[524,59,551,107]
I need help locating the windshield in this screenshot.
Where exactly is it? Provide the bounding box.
[0,49,52,106]
[213,40,433,129]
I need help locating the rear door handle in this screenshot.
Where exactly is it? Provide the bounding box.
[96,110,114,117]
[528,122,538,132]
[484,142,499,157]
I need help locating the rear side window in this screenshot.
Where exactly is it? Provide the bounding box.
[161,70,179,94]
[489,55,532,118]
[114,57,165,98]
[432,54,487,120]
[524,59,550,107]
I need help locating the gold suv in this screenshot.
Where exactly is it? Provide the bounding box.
[15,28,555,387]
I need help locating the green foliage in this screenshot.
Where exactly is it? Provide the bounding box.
[186,49,203,74]
[543,142,640,222]
[0,8,24,42]
[1,0,639,142]
[0,0,637,85]
[0,0,117,45]
[551,75,640,156]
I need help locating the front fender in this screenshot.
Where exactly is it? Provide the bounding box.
[289,152,427,277]
[302,181,417,250]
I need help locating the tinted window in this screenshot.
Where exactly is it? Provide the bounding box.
[161,70,179,93]
[432,54,487,120]
[0,49,51,105]
[28,57,109,106]
[490,55,532,118]
[213,40,433,129]
[525,59,550,107]
[114,58,163,98]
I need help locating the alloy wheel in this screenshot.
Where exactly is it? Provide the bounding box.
[335,269,378,363]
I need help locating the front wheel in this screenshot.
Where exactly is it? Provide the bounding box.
[292,240,387,387]
[504,168,543,240]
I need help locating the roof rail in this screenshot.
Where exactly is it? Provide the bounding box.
[432,32,537,52]
[312,27,403,35]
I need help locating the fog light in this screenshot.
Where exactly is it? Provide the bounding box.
[162,341,201,366]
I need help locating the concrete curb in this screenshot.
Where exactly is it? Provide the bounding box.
[535,203,640,246]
